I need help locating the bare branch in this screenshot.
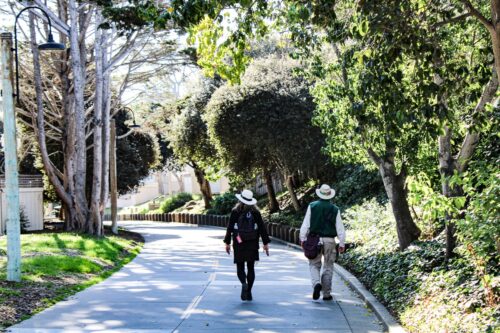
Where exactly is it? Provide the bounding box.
[433,12,473,28]
[21,0,70,34]
[457,71,499,172]
[106,31,140,71]
[367,147,383,166]
[117,129,136,140]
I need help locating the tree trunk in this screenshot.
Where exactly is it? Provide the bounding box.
[28,13,74,228]
[437,72,498,258]
[69,0,89,232]
[438,126,457,258]
[285,175,301,212]
[378,160,421,250]
[263,169,279,213]
[193,166,212,209]
[173,172,184,193]
[89,13,104,236]
[31,1,91,233]
[23,2,140,236]
[456,72,499,172]
[489,1,500,81]
[100,27,112,221]
[462,0,500,79]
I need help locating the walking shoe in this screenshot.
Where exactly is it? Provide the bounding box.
[241,283,248,301]
[247,289,253,301]
[313,283,322,300]
[323,295,333,301]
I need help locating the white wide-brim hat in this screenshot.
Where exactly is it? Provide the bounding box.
[316,184,336,200]
[235,189,257,205]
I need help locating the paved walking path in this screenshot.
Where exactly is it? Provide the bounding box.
[9,222,383,333]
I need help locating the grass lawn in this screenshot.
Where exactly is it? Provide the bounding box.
[115,195,169,215]
[171,196,206,215]
[0,228,143,329]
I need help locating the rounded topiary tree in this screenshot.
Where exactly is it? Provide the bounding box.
[205,56,328,212]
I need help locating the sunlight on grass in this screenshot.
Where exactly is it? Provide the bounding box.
[0,230,143,327]
[0,233,130,265]
[0,232,142,281]
[22,256,102,277]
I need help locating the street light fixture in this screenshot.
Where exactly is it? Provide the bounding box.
[1,6,66,282]
[109,106,140,234]
[122,107,141,129]
[13,6,66,104]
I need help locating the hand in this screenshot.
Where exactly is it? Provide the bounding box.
[338,246,345,254]
[225,244,231,255]
[263,244,269,256]
[300,241,304,250]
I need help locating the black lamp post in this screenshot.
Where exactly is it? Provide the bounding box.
[122,107,141,129]
[13,6,66,104]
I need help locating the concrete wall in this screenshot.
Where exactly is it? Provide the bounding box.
[116,182,160,208]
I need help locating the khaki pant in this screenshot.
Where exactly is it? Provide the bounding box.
[308,237,336,297]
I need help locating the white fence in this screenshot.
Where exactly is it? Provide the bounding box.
[0,175,44,234]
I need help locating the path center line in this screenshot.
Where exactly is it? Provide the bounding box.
[172,262,218,332]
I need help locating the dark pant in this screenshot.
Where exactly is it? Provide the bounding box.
[236,261,255,290]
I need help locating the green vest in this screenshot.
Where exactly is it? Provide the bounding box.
[309,200,339,238]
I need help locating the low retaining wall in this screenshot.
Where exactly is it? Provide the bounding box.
[105,213,301,246]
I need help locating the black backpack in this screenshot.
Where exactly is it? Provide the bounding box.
[236,211,258,242]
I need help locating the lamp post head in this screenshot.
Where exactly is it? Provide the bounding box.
[128,122,141,129]
[37,33,65,51]
[121,107,141,129]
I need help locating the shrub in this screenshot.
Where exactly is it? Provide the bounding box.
[454,162,500,307]
[138,207,149,214]
[159,192,193,213]
[341,198,397,252]
[2,208,31,234]
[267,211,303,228]
[330,164,387,208]
[20,207,30,233]
[338,200,499,333]
[206,192,238,215]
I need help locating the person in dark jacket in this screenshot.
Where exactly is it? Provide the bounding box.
[224,189,270,301]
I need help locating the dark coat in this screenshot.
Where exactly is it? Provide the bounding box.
[224,208,270,264]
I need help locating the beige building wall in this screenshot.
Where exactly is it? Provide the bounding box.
[115,174,160,208]
[158,166,230,196]
[113,167,231,209]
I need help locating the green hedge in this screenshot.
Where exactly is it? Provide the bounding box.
[331,164,387,208]
[267,211,303,228]
[206,192,238,215]
[160,193,193,213]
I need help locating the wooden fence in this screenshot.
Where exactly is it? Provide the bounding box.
[105,213,301,245]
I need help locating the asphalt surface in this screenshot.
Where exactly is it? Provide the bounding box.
[8,222,383,333]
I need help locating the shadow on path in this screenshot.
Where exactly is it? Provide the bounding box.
[8,222,383,333]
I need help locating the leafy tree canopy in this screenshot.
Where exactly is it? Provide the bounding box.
[114,110,160,195]
[205,56,328,178]
[167,77,222,178]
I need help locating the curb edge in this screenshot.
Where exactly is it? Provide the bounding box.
[334,265,406,333]
[270,236,406,333]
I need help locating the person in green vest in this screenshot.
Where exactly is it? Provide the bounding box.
[300,184,346,301]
